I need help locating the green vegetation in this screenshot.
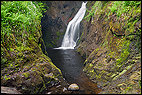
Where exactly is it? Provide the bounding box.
[1,1,46,68]
[115,40,130,70]
[139,80,141,89]
[80,1,141,94]
[1,1,45,47]
[84,1,103,21]
[1,3,62,94]
[108,1,141,17]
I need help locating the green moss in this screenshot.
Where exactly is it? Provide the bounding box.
[84,1,103,21]
[111,74,117,78]
[22,72,30,78]
[126,65,133,70]
[3,75,11,81]
[139,80,141,89]
[107,72,112,76]
[123,85,133,94]
[116,40,130,67]
[112,70,127,81]
[119,69,127,75]
[83,48,98,64]
[89,63,93,67]
[48,62,62,75]
[78,2,141,94]
[77,31,84,45]
[39,84,46,93]
[95,48,100,52]
[0,1,65,94]
[31,67,37,71]
[56,31,61,37]
[108,1,141,18]
[93,70,106,80]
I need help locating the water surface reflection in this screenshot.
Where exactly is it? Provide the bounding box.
[47,49,101,94]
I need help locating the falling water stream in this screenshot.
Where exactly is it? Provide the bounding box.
[57,2,87,49]
[47,2,101,94]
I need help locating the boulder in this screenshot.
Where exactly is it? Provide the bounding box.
[68,83,79,91]
[1,86,21,94]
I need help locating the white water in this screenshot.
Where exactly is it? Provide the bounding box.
[56,2,87,50]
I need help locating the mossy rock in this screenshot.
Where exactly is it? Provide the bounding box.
[1,51,63,94]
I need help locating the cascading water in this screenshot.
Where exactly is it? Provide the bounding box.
[47,2,102,94]
[57,2,87,49]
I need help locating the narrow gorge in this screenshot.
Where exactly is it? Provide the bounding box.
[1,1,141,94]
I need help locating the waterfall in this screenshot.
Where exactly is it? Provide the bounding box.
[57,2,87,49]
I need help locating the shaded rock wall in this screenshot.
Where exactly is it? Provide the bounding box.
[1,29,65,94]
[77,1,141,94]
[41,1,82,48]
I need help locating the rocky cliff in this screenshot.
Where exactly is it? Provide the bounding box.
[1,1,68,94]
[77,1,141,94]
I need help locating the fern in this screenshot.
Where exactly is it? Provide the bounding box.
[84,1,103,22]
[1,1,47,50]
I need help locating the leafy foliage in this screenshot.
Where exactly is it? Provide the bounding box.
[84,1,103,21]
[108,1,141,17]
[1,1,45,46]
[1,1,47,67]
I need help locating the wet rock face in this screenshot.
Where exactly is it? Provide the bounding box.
[1,53,63,94]
[77,1,141,94]
[1,34,65,94]
[1,86,21,94]
[41,1,82,48]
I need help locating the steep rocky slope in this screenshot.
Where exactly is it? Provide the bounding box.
[1,19,65,94]
[1,1,68,94]
[77,1,141,94]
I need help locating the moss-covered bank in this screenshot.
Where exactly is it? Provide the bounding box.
[77,1,141,94]
[1,1,65,94]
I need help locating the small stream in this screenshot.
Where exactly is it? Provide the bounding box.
[47,48,102,94]
[46,2,102,94]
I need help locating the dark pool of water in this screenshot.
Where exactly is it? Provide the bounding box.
[47,48,101,94]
